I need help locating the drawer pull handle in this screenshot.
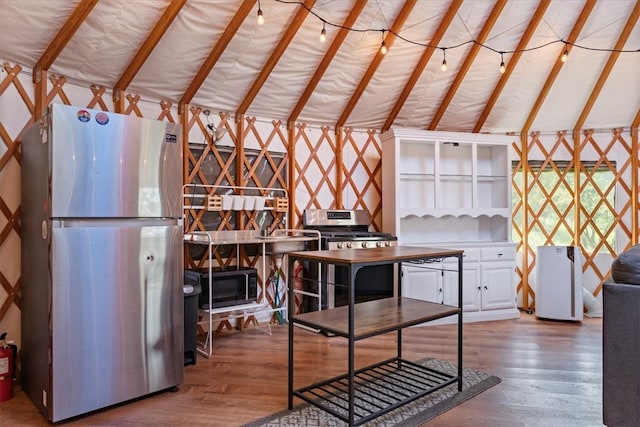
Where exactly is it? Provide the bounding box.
[497,253,503,257]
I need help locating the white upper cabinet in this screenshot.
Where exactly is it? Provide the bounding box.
[381,128,514,245]
[382,128,519,323]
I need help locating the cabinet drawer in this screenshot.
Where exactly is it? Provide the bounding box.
[443,247,479,263]
[480,247,514,261]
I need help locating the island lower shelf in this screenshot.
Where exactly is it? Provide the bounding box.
[293,356,458,425]
[290,297,461,425]
[292,297,460,339]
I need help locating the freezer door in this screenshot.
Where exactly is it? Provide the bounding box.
[50,221,183,421]
[49,104,182,218]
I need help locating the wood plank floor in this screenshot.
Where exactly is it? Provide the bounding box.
[2,312,604,426]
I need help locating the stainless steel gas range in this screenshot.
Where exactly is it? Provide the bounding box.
[302,209,398,310]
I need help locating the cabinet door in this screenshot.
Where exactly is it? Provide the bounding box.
[401,264,442,303]
[443,264,481,312]
[480,262,516,310]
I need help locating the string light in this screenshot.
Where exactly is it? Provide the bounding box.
[320,21,326,43]
[257,0,264,25]
[499,52,506,74]
[271,0,639,57]
[561,44,569,62]
[440,48,447,72]
[380,30,387,55]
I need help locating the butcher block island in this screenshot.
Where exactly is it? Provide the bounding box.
[287,245,464,426]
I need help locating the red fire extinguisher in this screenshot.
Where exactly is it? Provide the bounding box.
[0,332,16,402]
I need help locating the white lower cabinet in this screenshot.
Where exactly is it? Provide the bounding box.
[443,264,481,311]
[401,243,519,324]
[480,262,517,311]
[401,264,442,303]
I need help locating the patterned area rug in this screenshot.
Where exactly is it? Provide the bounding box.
[243,358,500,427]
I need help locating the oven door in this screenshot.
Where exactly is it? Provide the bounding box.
[328,263,396,308]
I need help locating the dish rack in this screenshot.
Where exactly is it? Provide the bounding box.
[184,183,289,216]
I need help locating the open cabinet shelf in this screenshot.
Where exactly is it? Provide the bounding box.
[381,128,514,244]
[381,128,519,324]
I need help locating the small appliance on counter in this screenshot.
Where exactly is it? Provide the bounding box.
[184,266,258,310]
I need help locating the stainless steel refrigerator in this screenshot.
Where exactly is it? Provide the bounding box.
[20,104,184,422]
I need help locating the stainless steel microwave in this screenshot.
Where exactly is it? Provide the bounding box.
[184,267,258,309]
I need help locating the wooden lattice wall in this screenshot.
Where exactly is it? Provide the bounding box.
[512,129,637,310]
[1,58,637,343]
[0,60,385,341]
[291,125,383,230]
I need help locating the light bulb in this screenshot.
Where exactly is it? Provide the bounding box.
[499,60,506,74]
[320,25,326,43]
[257,8,264,25]
[441,59,448,72]
[561,48,568,62]
[381,40,387,55]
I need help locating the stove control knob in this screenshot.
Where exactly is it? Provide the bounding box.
[346,242,353,249]
[361,242,368,248]
[385,241,391,247]
[376,241,383,247]
[337,242,344,249]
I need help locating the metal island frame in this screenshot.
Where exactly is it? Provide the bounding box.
[287,245,464,426]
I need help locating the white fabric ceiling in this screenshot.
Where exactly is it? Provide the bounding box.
[0,0,638,133]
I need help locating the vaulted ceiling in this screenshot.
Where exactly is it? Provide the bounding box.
[0,0,638,134]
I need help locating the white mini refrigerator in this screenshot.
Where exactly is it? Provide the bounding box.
[535,246,583,321]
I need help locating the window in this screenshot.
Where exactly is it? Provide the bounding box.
[512,160,616,253]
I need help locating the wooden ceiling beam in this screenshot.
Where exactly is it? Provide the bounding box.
[236,0,317,120]
[382,0,463,133]
[179,0,255,113]
[113,0,186,108]
[473,0,551,133]
[336,0,417,129]
[32,0,98,83]
[288,0,367,129]
[520,0,596,136]
[428,0,507,131]
[573,0,640,132]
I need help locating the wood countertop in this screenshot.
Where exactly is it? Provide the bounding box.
[287,245,463,264]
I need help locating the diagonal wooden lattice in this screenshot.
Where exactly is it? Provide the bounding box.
[0,63,32,323]
[292,124,337,228]
[88,84,110,111]
[183,107,238,271]
[637,127,640,241]
[510,139,526,299]
[341,128,383,231]
[240,117,288,233]
[577,129,633,297]
[513,130,635,309]
[528,132,577,308]
[239,117,290,324]
[182,112,291,324]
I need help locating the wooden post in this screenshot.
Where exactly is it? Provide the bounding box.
[336,127,343,209]
[33,69,47,120]
[520,130,530,310]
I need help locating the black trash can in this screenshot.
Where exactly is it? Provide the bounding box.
[183,281,201,366]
